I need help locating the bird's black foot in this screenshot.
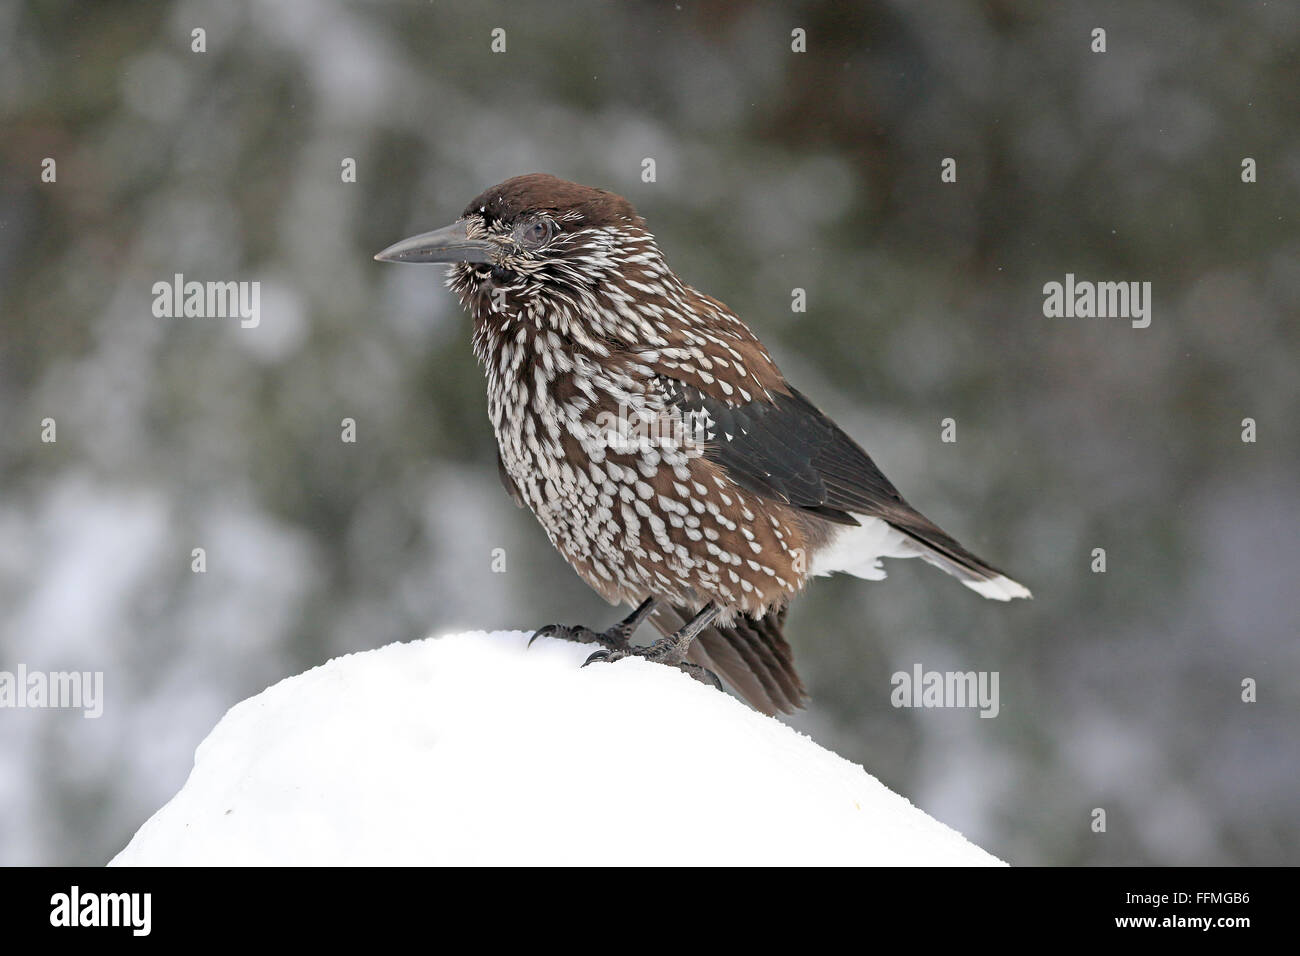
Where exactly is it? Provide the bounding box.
[582,641,724,692]
[580,602,725,692]
[528,596,658,653]
[528,622,629,651]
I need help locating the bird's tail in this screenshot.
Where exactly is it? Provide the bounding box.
[813,508,1031,602]
[650,604,808,715]
[888,510,1032,601]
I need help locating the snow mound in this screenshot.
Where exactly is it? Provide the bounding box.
[112,631,1003,866]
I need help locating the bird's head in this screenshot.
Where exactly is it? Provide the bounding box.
[375,173,675,343]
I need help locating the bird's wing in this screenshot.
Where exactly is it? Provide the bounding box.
[618,292,906,524]
[623,287,1022,590]
[660,377,908,526]
[654,375,1019,586]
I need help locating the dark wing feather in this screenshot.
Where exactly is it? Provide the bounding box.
[665,380,1012,581]
[664,380,905,524]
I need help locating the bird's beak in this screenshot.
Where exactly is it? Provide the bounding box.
[373,220,496,264]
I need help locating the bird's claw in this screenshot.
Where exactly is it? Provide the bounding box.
[528,623,625,651]
[527,624,561,648]
[680,662,725,692]
[582,647,723,691]
[530,602,724,694]
[581,648,629,667]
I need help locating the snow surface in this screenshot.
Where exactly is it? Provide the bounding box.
[111,631,1004,866]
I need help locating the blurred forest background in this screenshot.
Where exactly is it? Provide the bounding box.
[1,0,1297,866]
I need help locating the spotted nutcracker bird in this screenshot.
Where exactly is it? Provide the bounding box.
[375,173,1030,715]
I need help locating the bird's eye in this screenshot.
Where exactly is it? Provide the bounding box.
[515,218,554,248]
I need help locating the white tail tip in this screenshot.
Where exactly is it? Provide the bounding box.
[964,574,1032,601]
